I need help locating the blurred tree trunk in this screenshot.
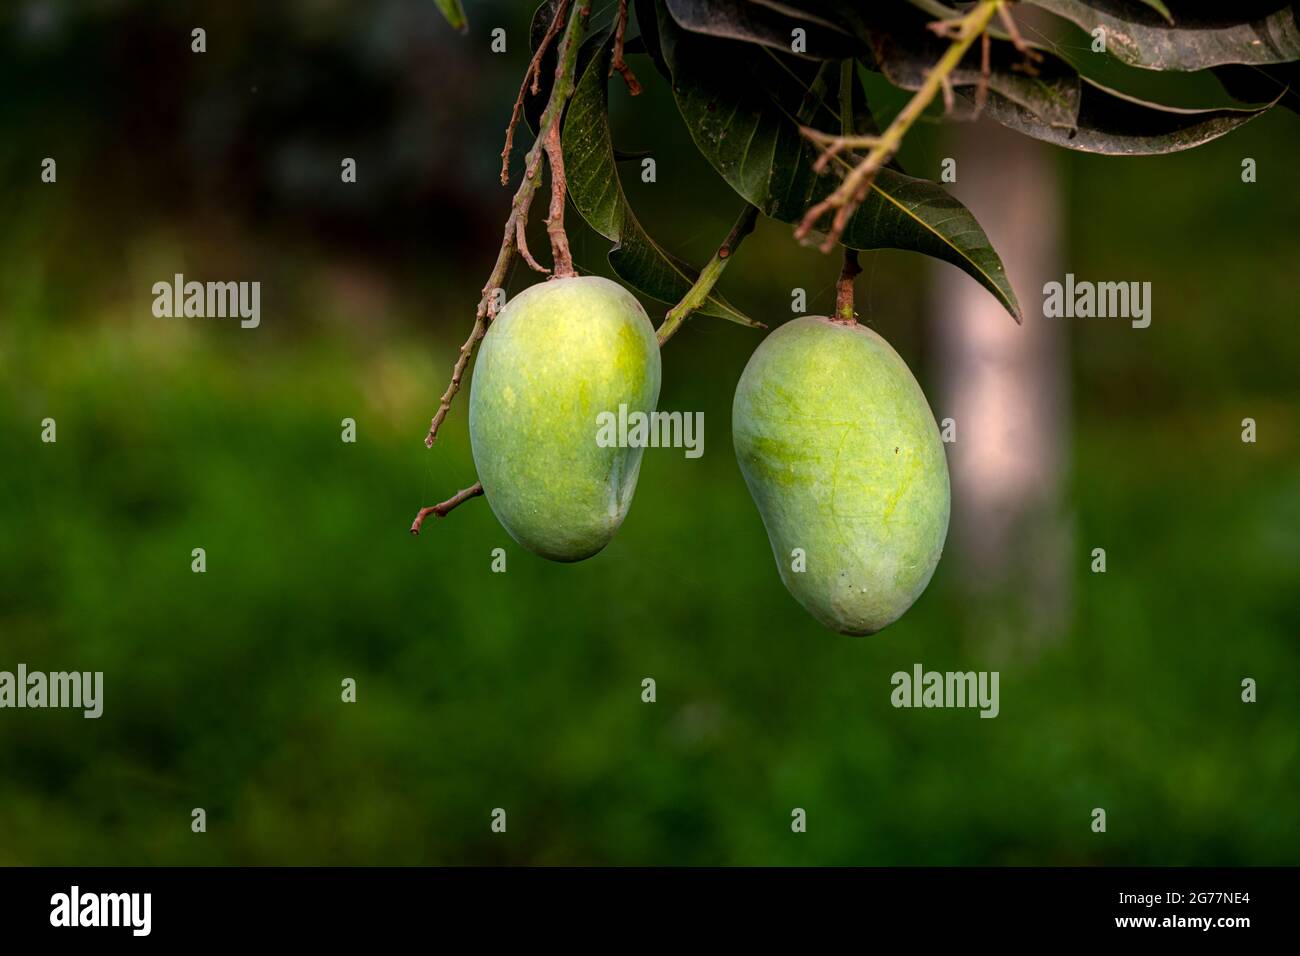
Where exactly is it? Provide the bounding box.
[931,120,1073,652]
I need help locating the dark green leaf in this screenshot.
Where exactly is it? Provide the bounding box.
[662,0,862,60]
[563,39,761,327]
[658,4,1022,323]
[860,4,1273,155]
[1049,35,1265,110]
[634,0,673,80]
[1025,1,1300,70]
[1215,61,1300,113]
[976,77,1272,154]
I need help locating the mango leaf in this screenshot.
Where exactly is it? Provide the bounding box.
[1025,1,1300,70]
[860,4,1272,155]
[433,0,468,34]
[975,78,1272,154]
[657,3,1022,323]
[563,38,761,327]
[1049,35,1265,110]
[662,0,861,60]
[634,0,673,79]
[1215,61,1300,113]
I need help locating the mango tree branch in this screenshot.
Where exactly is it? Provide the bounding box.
[543,121,576,278]
[500,0,570,185]
[413,2,590,535]
[801,128,882,174]
[421,0,590,452]
[795,0,1001,252]
[540,1,591,278]
[656,203,760,346]
[410,482,485,535]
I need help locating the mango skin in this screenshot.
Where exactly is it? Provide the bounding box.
[469,275,661,562]
[732,316,950,635]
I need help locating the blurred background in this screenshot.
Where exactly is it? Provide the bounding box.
[1,0,1297,865]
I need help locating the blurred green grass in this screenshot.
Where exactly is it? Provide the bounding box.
[1,290,1296,864]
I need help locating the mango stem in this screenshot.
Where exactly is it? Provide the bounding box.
[657,203,760,346]
[795,0,1002,252]
[835,249,861,324]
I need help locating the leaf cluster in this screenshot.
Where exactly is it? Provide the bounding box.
[443,0,1299,323]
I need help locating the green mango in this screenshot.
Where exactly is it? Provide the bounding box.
[732,316,950,635]
[469,276,661,562]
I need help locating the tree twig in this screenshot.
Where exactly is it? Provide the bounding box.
[657,203,760,346]
[997,2,1044,66]
[500,0,571,185]
[974,28,991,117]
[610,0,642,95]
[410,482,485,535]
[801,127,882,174]
[421,0,590,451]
[795,0,1001,252]
[834,248,861,324]
[538,1,592,278]
[543,121,576,278]
[516,143,550,275]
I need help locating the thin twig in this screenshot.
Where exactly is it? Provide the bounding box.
[537,0,596,280]
[795,0,1001,252]
[610,0,642,95]
[421,0,590,452]
[410,482,485,535]
[975,28,991,117]
[801,127,882,174]
[657,204,761,346]
[516,145,550,274]
[425,312,486,451]
[834,248,861,324]
[500,0,571,185]
[997,2,1044,64]
[543,121,576,278]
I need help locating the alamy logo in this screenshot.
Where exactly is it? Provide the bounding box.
[1042,273,1151,328]
[152,273,261,328]
[50,886,151,936]
[0,664,103,718]
[890,663,999,718]
[595,404,704,459]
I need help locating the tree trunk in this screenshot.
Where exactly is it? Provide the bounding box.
[931,119,1073,651]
